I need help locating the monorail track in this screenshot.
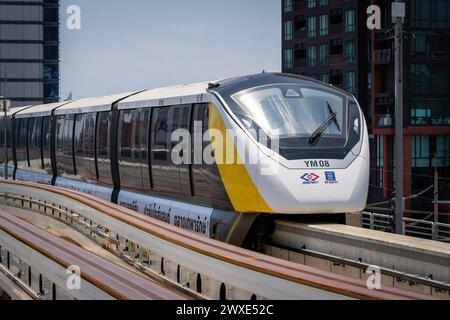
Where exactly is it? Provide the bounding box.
[0,209,188,300]
[0,180,441,300]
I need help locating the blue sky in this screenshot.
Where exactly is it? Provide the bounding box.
[60,0,281,99]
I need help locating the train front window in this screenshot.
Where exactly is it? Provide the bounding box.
[231,84,344,140]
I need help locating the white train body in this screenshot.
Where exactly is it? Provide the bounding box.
[0,73,369,244]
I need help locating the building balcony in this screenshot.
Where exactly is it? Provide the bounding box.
[329,24,343,34]
[329,54,344,65]
[374,28,390,42]
[374,49,392,65]
[294,58,307,68]
[411,51,450,60]
[374,93,394,106]
[410,115,450,126]
[375,114,394,128]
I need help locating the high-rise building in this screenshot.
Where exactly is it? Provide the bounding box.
[0,0,60,107]
[282,0,450,216]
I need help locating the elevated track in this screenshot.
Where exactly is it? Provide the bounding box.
[0,209,187,300]
[0,180,444,300]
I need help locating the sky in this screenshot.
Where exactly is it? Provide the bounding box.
[60,0,281,99]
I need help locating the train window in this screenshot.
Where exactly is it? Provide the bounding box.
[83,113,97,181]
[118,109,142,190]
[177,105,192,195]
[28,117,43,171]
[154,108,169,148]
[141,109,151,190]
[55,115,75,177]
[150,105,192,195]
[65,113,96,181]
[191,103,233,209]
[151,107,177,192]
[15,118,29,170]
[96,111,112,185]
[117,108,151,191]
[74,114,90,181]
[41,116,52,175]
[55,116,64,174]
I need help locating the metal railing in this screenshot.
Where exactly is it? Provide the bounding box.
[362,211,450,243]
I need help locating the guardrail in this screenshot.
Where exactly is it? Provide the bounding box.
[362,211,450,242]
[0,180,435,300]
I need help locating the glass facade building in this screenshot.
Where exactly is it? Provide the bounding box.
[282,0,450,218]
[0,0,60,107]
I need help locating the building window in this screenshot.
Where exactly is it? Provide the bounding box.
[44,7,59,23]
[44,26,59,42]
[345,9,355,32]
[411,136,430,168]
[284,20,293,41]
[330,38,343,55]
[434,136,450,167]
[308,16,316,37]
[44,45,58,60]
[284,48,293,69]
[284,0,293,13]
[376,136,384,188]
[345,40,355,63]
[319,44,329,65]
[294,15,307,31]
[308,46,316,66]
[43,64,59,80]
[411,0,450,29]
[345,71,356,93]
[319,15,328,35]
[411,98,450,125]
[319,73,329,84]
[308,0,316,8]
[319,0,328,6]
[411,64,450,94]
[330,69,343,86]
[44,83,59,99]
[330,8,343,25]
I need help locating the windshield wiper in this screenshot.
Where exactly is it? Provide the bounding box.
[308,102,341,144]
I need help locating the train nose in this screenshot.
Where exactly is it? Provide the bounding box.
[257,156,369,214]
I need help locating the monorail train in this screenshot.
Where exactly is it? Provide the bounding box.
[0,73,369,246]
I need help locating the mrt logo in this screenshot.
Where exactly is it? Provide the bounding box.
[301,173,320,184]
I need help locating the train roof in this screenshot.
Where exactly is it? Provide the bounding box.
[54,92,137,116]
[11,73,351,119]
[14,101,72,118]
[0,105,34,118]
[10,106,33,116]
[117,81,213,110]
[214,72,352,97]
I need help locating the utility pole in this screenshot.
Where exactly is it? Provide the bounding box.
[392,1,406,235]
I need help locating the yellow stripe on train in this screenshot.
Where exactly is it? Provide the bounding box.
[208,103,273,214]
